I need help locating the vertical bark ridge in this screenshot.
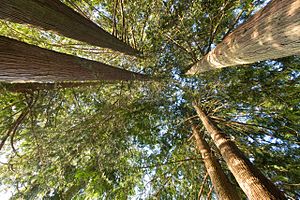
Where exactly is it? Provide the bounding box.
[193,103,287,200]
[187,0,300,74]
[0,36,147,83]
[191,124,240,200]
[0,0,140,56]
[0,82,103,93]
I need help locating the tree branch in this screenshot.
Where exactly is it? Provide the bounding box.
[198,172,209,200]
[139,157,202,169]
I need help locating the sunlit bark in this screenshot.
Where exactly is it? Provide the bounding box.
[191,124,240,200]
[187,0,300,74]
[193,103,287,200]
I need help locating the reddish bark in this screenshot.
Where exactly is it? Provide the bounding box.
[193,103,287,200]
[192,124,240,200]
[0,0,139,55]
[0,36,147,83]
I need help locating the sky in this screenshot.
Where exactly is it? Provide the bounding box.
[0,152,13,199]
[0,187,12,200]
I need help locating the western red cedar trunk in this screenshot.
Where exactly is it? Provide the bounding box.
[191,124,240,200]
[0,0,139,56]
[0,36,147,83]
[187,0,300,74]
[193,103,287,200]
[0,82,102,93]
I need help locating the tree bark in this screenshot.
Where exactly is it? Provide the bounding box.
[193,103,287,200]
[187,0,300,74]
[191,124,240,200]
[0,0,139,56]
[0,36,147,83]
[0,82,102,93]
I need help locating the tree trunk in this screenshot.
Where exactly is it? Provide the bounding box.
[0,82,101,93]
[0,36,147,83]
[191,124,240,200]
[193,103,287,200]
[0,0,139,56]
[187,0,300,74]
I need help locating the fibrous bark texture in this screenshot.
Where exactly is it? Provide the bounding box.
[193,103,287,200]
[187,0,300,74]
[191,124,240,200]
[0,36,147,83]
[0,0,139,56]
[0,82,101,93]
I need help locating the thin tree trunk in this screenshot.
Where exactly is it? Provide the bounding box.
[0,0,139,56]
[112,0,119,37]
[193,103,287,200]
[120,0,126,41]
[0,36,147,83]
[191,124,240,200]
[187,0,300,74]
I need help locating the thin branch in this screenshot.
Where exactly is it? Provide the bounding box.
[112,0,119,36]
[66,0,90,20]
[165,34,190,54]
[223,6,254,39]
[164,33,198,62]
[0,107,30,151]
[198,172,209,200]
[10,109,30,156]
[140,9,150,45]
[154,163,184,198]
[0,132,11,151]
[0,99,24,112]
[82,0,113,23]
[206,185,214,200]
[10,94,38,155]
[131,25,137,49]
[176,115,198,127]
[210,116,278,133]
[139,157,202,169]
[120,0,126,41]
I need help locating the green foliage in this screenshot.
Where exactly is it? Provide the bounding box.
[0,0,299,199]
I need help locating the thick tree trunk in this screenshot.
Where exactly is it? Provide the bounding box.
[187,0,300,74]
[193,103,287,200]
[191,124,240,200]
[0,82,101,93]
[0,0,139,56]
[0,36,147,82]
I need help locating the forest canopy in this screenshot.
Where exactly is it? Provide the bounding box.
[0,0,299,199]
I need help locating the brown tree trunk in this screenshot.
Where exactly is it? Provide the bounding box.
[0,36,147,83]
[0,0,139,56]
[0,82,101,93]
[191,124,240,200]
[187,0,300,74]
[193,103,287,200]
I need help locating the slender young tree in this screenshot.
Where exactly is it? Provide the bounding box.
[187,0,300,74]
[193,103,287,200]
[191,123,240,200]
[0,36,147,83]
[0,0,139,55]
